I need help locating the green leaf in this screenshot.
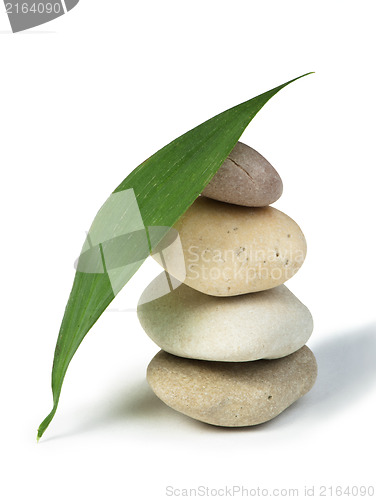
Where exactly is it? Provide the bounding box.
[38,73,313,440]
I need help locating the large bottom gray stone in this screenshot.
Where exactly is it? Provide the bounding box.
[147,346,317,427]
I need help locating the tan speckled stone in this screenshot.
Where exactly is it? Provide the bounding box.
[202,142,283,207]
[147,346,317,427]
[152,197,307,296]
[138,274,313,362]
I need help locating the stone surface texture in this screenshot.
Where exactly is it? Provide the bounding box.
[152,197,307,296]
[147,346,318,427]
[138,274,313,361]
[202,142,283,207]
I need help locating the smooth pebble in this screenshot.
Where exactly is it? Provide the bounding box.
[138,273,313,361]
[152,197,307,296]
[202,142,283,207]
[147,346,318,427]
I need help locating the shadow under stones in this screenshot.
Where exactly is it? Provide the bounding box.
[171,322,376,433]
[303,322,376,415]
[43,323,376,442]
[41,379,182,443]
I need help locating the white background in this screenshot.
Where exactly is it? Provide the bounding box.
[1,1,376,499]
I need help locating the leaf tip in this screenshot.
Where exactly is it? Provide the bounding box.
[37,405,57,442]
[37,425,44,442]
[290,71,315,84]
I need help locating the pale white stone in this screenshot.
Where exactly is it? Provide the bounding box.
[138,272,313,362]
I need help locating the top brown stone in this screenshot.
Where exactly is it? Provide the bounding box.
[202,142,283,207]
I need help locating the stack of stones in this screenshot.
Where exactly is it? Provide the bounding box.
[137,142,317,427]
